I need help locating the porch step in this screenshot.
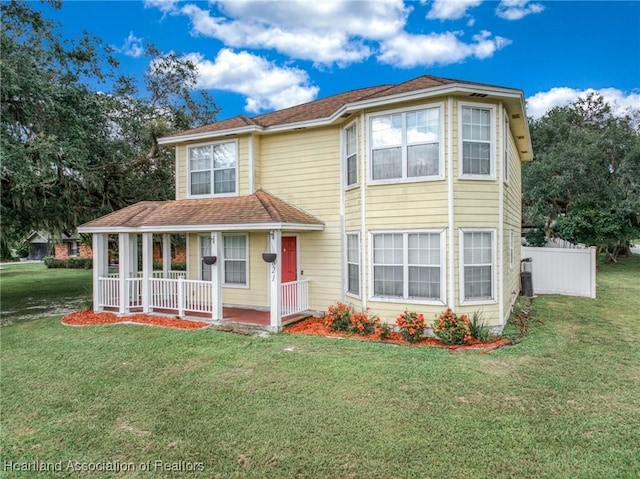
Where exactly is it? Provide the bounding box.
[282,313,312,327]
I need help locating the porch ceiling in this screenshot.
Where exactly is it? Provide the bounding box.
[77,189,324,234]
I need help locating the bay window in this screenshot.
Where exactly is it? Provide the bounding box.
[460,104,494,178]
[370,106,442,182]
[460,229,495,302]
[346,233,360,295]
[372,231,444,302]
[344,123,358,187]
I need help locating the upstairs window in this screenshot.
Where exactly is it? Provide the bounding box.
[461,105,493,178]
[189,141,237,196]
[370,106,441,182]
[344,123,358,187]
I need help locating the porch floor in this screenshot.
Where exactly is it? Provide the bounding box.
[104,306,308,330]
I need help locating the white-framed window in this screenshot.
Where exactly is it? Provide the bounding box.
[509,229,514,269]
[504,113,511,184]
[371,231,445,303]
[188,140,237,197]
[344,122,358,188]
[460,229,496,304]
[199,234,248,286]
[459,103,495,179]
[346,233,360,296]
[223,234,248,286]
[369,105,443,183]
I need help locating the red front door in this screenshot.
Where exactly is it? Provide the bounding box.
[281,236,297,283]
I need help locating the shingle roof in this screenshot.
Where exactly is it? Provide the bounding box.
[78,190,324,231]
[168,74,511,139]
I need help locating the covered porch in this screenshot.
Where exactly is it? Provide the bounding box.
[78,190,324,332]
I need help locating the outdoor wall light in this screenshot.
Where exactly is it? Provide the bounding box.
[262,253,277,263]
[202,255,217,265]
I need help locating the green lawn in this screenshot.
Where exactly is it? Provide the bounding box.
[0,263,92,325]
[1,256,639,478]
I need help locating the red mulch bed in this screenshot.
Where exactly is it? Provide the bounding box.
[285,317,512,352]
[61,310,209,330]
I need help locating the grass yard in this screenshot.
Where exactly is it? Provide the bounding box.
[0,263,92,325]
[1,256,639,478]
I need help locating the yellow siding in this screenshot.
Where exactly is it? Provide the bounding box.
[176,146,187,200]
[365,182,449,229]
[260,127,342,311]
[503,126,523,321]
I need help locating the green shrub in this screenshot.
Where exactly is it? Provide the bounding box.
[68,257,93,269]
[44,256,92,269]
[468,311,492,342]
[152,261,186,271]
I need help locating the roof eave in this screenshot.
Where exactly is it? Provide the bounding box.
[77,222,324,234]
[158,125,262,145]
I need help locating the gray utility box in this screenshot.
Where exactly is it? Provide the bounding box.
[521,258,534,297]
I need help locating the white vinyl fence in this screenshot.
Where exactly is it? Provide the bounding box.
[522,246,597,298]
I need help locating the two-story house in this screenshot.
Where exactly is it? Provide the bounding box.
[78,74,532,332]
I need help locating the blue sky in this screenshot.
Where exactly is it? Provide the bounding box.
[41,0,639,121]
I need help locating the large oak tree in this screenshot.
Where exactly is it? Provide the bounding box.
[523,95,640,261]
[1,0,218,255]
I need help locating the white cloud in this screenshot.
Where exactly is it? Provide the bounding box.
[143,0,180,14]
[178,0,409,67]
[184,49,319,113]
[119,32,144,58]
[496,0,544,20]
[378,30,510,68]
[427,0,483,21]
[180,0,409,66]
[526,87,640,119]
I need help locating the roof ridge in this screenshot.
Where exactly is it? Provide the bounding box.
[254,189,283,223]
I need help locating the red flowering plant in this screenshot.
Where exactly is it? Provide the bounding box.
[324,302,354,332]
[374,321,391,340]
[395,310,426,343]
[349,310,379,336]
[432,308,471,345]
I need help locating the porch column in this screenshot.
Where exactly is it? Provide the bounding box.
[162,234,171,278]
[210,232,223,321]
[92,233,108,312]
[269,230,282,332]
[129,234,138,277]
[118,233,131,315]
[142,233,153,313]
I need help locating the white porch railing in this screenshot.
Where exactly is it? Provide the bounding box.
[126,278,143,308]
[108,271,186,279]
[100,277,120,308]
[98,276,309,320]
[100,277,213,316]
[281,279,310,316]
